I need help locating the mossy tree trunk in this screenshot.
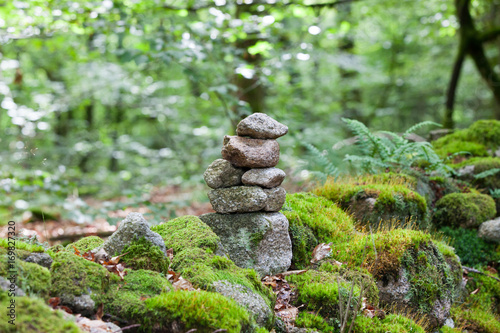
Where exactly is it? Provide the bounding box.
[445,0,500,128]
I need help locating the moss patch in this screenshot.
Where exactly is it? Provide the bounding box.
[104,269,172,329]
[0,238,45,253]
[50,251,118,307]
[453,157,500,190]
[145,290,251,333]
[353,314,426,333]
[0,256,51,298]
[439,227,500,267]
[120,237,170,273]
[451,305,500,333]
[0,294,79,333]
[281,193,357,269]
[433,193,496,228]
[314,177,429,229]
[65,236,103,254]
[152,215,220,253]
[433,119,500,158]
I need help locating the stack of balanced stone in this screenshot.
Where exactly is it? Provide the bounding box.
[200,113,293,276]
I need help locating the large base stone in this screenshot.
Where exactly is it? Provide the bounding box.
[200,212,292,276]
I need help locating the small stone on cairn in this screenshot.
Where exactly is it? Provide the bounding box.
[201,113,293,276]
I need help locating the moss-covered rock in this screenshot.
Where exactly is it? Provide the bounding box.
[453,157,500,190]
[281,193,357,269]
[353,314,426,333]
[152,215,220,253]
[152,215,275,330]
[433,193,496,228]
[451,305,500,333]
[120,237,170,273]
[103,269,172,329]
[314,176,429,229]
[145,290,252,333]
[50,251,119,315]
[65,236,104,254]
[0,294,80,333]
[433,119,500,158]
[0,255,50,298]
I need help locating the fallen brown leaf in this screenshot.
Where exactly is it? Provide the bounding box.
[310,243,333,264]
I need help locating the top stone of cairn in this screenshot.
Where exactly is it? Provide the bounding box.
[236,113,288,139]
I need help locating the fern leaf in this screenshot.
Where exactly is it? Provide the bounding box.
[474,168,500,179]
[403,121,441,138]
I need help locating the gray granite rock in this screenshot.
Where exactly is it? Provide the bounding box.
[208,186,267,214]
[221,136,279,168]
[24,252,53,269]
[236,113,288,139]
[200,212,292,276]
[478,217,500,243]
[72,294,95,316]
[204,159,246,189]
[0,276,25,296]
[263,187,286,212]
[213,280,273,328]
[242,168,285,188]
[102,212,167,256]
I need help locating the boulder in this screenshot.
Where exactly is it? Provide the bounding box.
[208,186,267,214]
[242,167,286,188]
[200,212,292,276]
[221,136,279,168]
[236,112,288,139]
[203,159,246,189]
[24,252,53,269]
[213,280,273,327]
[263,187,286,212]
[102,212,167,256]
[478,217,500,243]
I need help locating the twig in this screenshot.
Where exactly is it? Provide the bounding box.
[341,279,355,333]
[119,324,141,331]
[347,283,365,333]
[463,266,500,283]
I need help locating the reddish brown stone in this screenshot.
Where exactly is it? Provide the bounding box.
[221,136,279,168]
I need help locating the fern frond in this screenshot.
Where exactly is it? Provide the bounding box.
[474,168,500,179]
[403,121,441,138]
[304,143,340,178]
[342,118,391,160]
[379,131,406,148]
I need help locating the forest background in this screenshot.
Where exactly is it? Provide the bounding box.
[1,0,500,236]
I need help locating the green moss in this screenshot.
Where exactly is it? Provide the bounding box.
[104,269,171,329]
[353,314,425,333]
[451,305,500,333]
[50,251,118,306]
[250,231,265,247]
[281,193,357,269]
[465,268,500,316]
[0,294,80,333]
[453,157,500,190]
[145,290,251,333]
[314,178,429,229]
[152,215,220,253]
[400,242,459,314]
[295,312,337,332]
[288,270,362,321]
[0,256,51,298]
[433,119,500,158]
[65,236,103,254]
[433,193,496,228]
[120,237,170,273]
[0,238,45,253]
[439,227,499,267]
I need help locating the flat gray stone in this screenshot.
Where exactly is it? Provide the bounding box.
[72,294,95,316]
[200,212,292,276]
[102,212,167,256]
[242,168,286,188]
[208,186,267,213]
[263,187,286,212]
[478,217,500,243]
[221,136,279,168]
[213,280,273,328]
[204,159,246,189]
[236,113,288,139]
[24,252,53,269]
